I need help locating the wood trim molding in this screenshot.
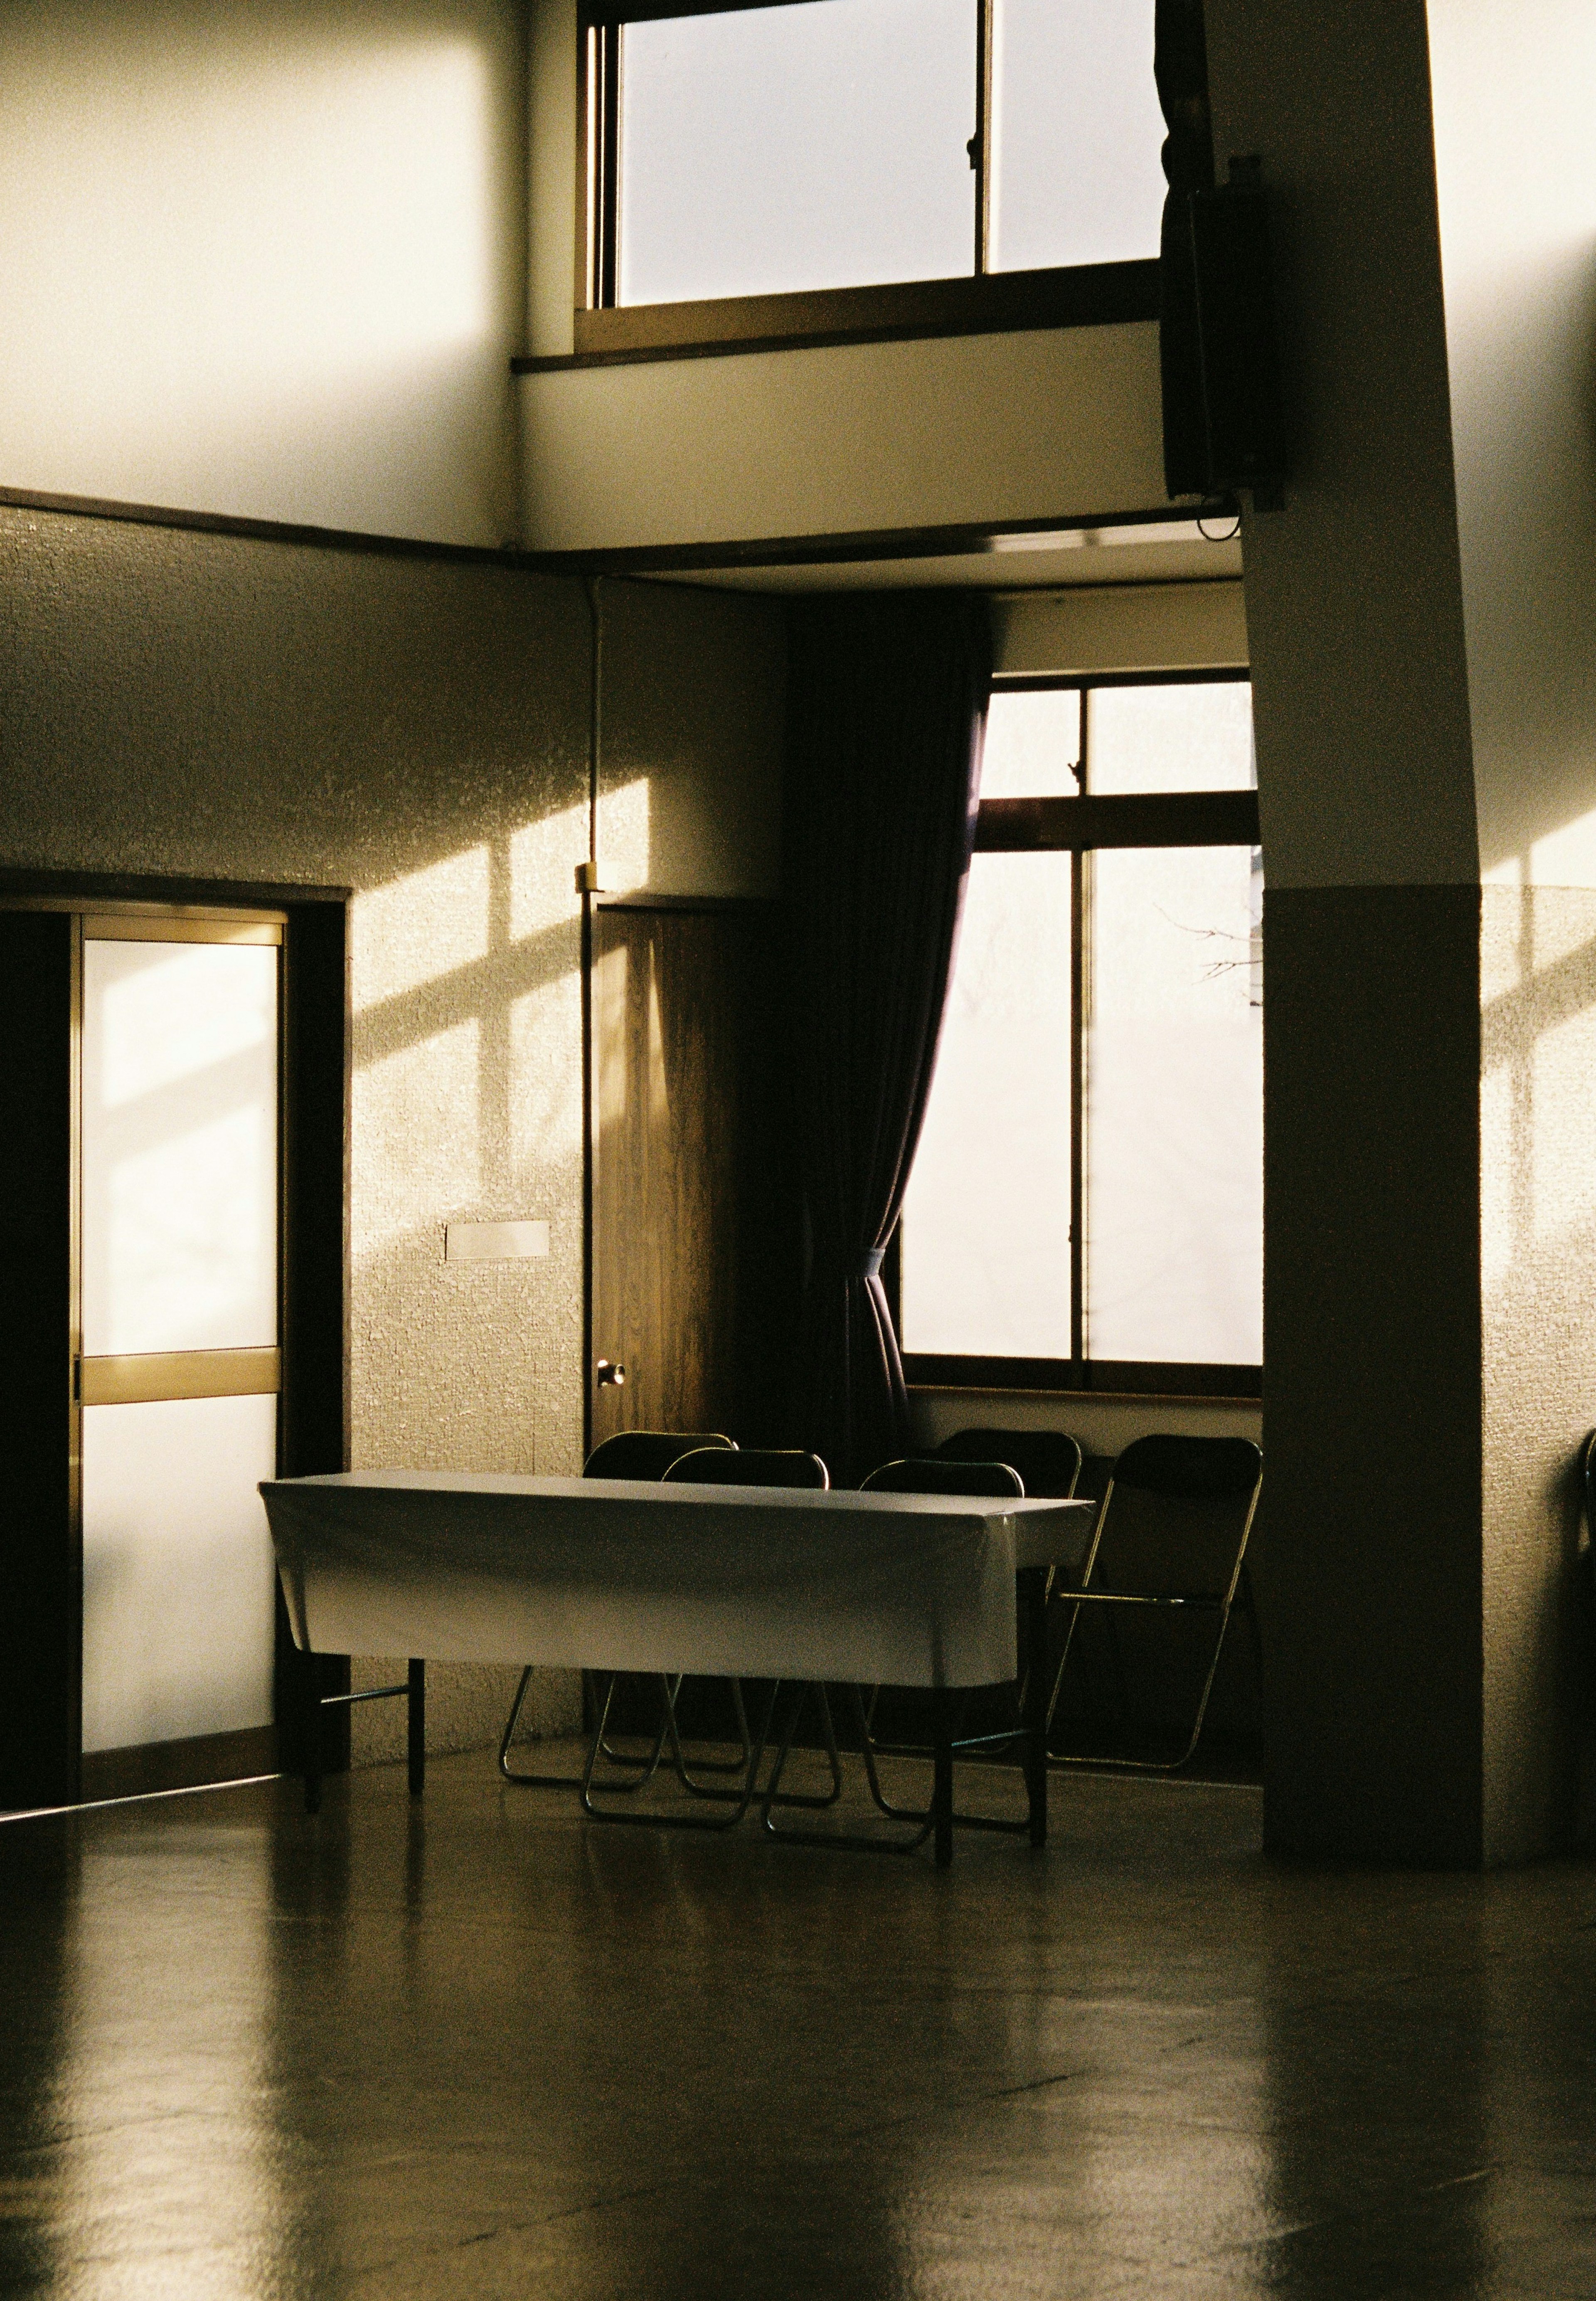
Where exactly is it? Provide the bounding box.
[976,791,1262,852]
[81,1347,281,1408]
[532,262,1161,371]
[4,481,1231,584]
[904,1356,1263,1399]
[78,1724,278,1806]
[81,914,283,944]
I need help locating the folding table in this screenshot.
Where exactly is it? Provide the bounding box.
[260,1470,1094,1866]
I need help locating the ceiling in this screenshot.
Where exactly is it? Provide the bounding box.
[650,519,1244,594]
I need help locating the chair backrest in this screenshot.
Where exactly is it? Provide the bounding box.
[1110,1434,1261,1502]
[1080,1433,1263,1604]
[663,1447,829,1490]
[584,1431,736,1481]
[936,1427,1083,1499]
[860,1456,1024,1499]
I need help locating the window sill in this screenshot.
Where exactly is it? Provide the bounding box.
[904,1357,1262,1401]
[512,259,1160,373]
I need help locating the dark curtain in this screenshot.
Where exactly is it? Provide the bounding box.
[781,592,991,1485]
[1156,0,1217,498]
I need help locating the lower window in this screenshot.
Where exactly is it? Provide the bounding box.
[899,676,1263,1396]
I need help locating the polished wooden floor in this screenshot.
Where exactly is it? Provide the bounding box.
[2,1744,1594,2298]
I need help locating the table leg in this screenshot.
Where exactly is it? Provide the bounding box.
[302,1645,322,1816]
[407,1659,426,1798]
[1020,1566,1047,1847]
[932,1688,954,1869]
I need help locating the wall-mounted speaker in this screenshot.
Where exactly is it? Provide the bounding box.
[1168,156,1288,504]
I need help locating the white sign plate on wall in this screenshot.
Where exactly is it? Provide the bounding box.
[445,1220,551,1263]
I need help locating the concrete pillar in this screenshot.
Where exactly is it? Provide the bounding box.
[1204,0,1596,1862]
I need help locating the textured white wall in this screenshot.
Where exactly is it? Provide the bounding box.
[993,581,1249,678]
[0,0,527,547]
[1427,1,1596,887]
[1480,885,1596,1861]
[0,508,583,1761]
[520,324,1167,554]
[594,581,786,900]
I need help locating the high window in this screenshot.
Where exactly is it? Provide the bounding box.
[576,0,1165,358]
[899,676,1263,1396]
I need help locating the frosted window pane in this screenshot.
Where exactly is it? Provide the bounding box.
[82,940,278,1355]
[618,0,975,304]
[1084,846,1263,1364]
[1089,682,1257,793]
[980,688,1081,798]
[901,853,1071,1355]
[81,1393,278,1751]
[990,0,1165,272]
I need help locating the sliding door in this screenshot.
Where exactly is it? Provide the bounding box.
[79,919,281,1770]
[0,893,347,1811]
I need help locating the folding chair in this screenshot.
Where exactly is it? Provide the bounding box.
[1047,1433,1262,1772]
[581,1447,835,1831]
[761,1454,1048,1861]
[936,1427,1084,1505]
[498,1429,736,1788]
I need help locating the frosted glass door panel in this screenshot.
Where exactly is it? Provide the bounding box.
[82,940,278,1355]
[1084,847,1263,1363]
[81,1393,278,1751]
[901,852,1072,1356]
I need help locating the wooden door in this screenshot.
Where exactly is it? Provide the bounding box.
[589,901,780,1456]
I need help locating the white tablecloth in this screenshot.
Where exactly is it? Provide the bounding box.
[260,1471,1094,1690]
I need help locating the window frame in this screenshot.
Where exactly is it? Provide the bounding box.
[564,0,1163,367]
[897,667,1263,1403]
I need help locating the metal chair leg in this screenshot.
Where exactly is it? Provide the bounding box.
[763,1684,936,1856]
[581,1678,779,1832]
[856,1578,1047,1838]
[1047,1591,1240,1774]
[660,1675,759,1793]
[498,1665,669,1790]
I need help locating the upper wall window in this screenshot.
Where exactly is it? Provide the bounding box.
[576,0,1166,360]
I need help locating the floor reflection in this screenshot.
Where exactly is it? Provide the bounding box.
[1,1759,1594,2298]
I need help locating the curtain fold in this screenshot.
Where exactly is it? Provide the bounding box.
[1156,0,1217,499]
[781,592,991,1485]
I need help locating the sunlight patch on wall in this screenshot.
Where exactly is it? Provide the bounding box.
[595,774,653,893]
[353,1019,481,1255]
[510,799,589,940]
[352,845,490,1009]
[1480,1058,1515,1297]
[1522,800,1596,893]
[1529,1003,1596,1248]
[511,983,582,1192]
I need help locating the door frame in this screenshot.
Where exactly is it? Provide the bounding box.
[0,868,350,1808]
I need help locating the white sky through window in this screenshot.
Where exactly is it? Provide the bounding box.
[619,0,974,303]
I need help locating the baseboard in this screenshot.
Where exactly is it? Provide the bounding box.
[79,1724,278,1803]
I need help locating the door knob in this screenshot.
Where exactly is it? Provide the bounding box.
[596,1359,626,1388]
